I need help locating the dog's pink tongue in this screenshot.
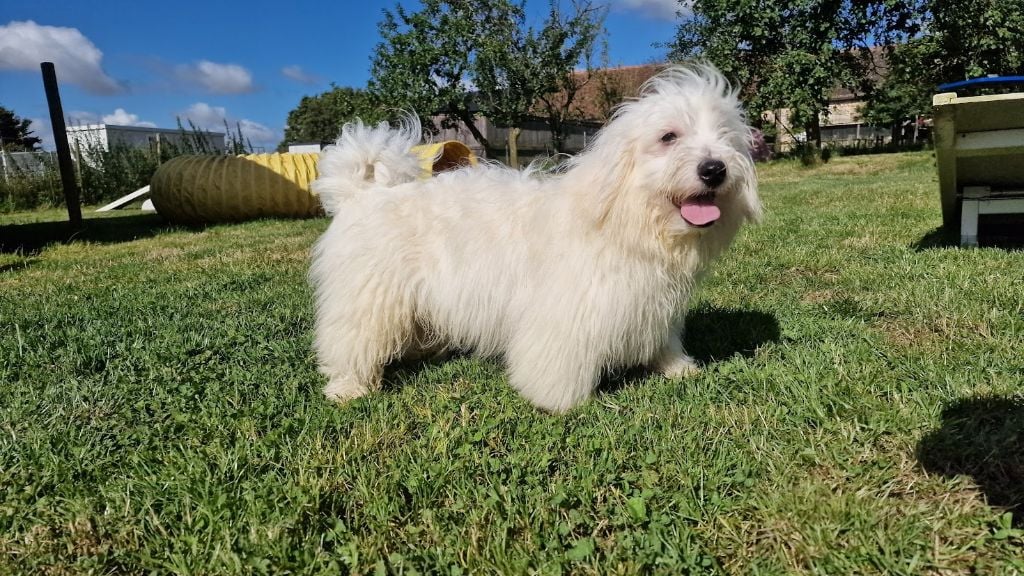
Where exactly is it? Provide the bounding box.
[680,197,721,226]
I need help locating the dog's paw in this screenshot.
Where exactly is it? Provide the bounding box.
[658,356,700,379]
[323,378,371,403]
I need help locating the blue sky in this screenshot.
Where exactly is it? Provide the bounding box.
[1,0,683,150]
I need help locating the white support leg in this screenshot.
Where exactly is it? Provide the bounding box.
[960,198,980,247]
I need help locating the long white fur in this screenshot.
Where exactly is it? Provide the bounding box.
[309,63,761,413]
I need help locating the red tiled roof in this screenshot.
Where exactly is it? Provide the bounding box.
[538,63,666,122]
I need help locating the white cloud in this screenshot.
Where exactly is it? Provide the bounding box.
[67,110,100,125]
[0,20,122,94]
[28,117,53,150]
[61,108,155,127]
[175,60,254,94]
[181,102,228,128]
[181,102,277,148]
[102,108,156,127]
[612,0,691,21]
[281,65,322,85]
[236,119,275,144]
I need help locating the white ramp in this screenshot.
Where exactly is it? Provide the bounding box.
[96,185,151,212]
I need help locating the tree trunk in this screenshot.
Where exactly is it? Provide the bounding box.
[806,114,822,150]
[507,126,520,168]
[456,110,490,153]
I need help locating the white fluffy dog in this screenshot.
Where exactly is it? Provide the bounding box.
[309,64,761,413]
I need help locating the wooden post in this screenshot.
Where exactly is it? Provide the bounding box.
[1,142,8,184]
[507,126,520,169]
[41,62,82,227]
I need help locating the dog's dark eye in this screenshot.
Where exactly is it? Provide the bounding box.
[661,131,678,143]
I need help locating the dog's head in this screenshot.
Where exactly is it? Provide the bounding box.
[577,64,761,247]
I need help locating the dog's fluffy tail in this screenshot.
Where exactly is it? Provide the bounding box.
[313,117,422,216]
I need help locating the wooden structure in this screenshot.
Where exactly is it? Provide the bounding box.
[933,80,1024,246]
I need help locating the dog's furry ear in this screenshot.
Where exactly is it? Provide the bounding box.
[594,141,636,228]
[569,117,637,229]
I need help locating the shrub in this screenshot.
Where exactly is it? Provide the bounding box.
[0,154,63,212]
[1,121,253,213]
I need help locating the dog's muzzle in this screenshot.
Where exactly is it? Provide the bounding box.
[698,159,727,188]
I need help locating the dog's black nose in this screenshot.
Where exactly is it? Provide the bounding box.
[698,159,727,188]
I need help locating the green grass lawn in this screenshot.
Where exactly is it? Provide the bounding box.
[1,152,1022,574]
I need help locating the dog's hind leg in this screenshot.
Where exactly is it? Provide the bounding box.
[314,283,416,403]
[316,325,386,402]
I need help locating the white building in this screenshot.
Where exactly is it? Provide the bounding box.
[66,124,227,156]
[287,143,323,154]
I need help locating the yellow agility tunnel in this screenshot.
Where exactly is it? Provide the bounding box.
[150,141,476,225]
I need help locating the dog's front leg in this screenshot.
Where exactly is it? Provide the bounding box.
[506,336,601,414]
[651,325,699,379]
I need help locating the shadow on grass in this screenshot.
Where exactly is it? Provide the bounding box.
[914,217,1024,251]
[917,395,1024,526]
[912,226,958,250]
[0,212,174,254]
[683,307,781,364]
[375,307,781,399]
[603,306,781,394]
[382,350,478,393]
[0,258,37,273]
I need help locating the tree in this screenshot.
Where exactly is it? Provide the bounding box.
[467,1,535,165]
[474,1,605,163]
[927,0,1024,82]
[671,0,921,151]
[279,86,382,151]
[0,106,42,152]
[586,41,629,123]
[860,37,933,142]
[865,0,1024,130]
[371,0,492,150]
[529,2,605,154]
[370,0,603,160]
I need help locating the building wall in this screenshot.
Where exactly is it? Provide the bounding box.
[108,126,226,152]
[764,99,893,151]
[66,124,226,158]
[825,101,862,126]
[287,143,322,154]
[430,115,602,167]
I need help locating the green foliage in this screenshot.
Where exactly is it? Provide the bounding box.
[928,0,1024,81]
[224,120,256,156]
[2,152,1024,573]
[77,143,160,206]
[1,124,240,212]
[474,1,604,159]
[371,0,490,146]
[472,2,539,132]
[866,0,1024,127]
[671,0,922,149]
[279,86,383,151]
[75,123,238,206]
[529,2,605,153]
[0,105,42,152]
[860,41,933,129]
[370,0,603,156]
[0,156,63,212]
